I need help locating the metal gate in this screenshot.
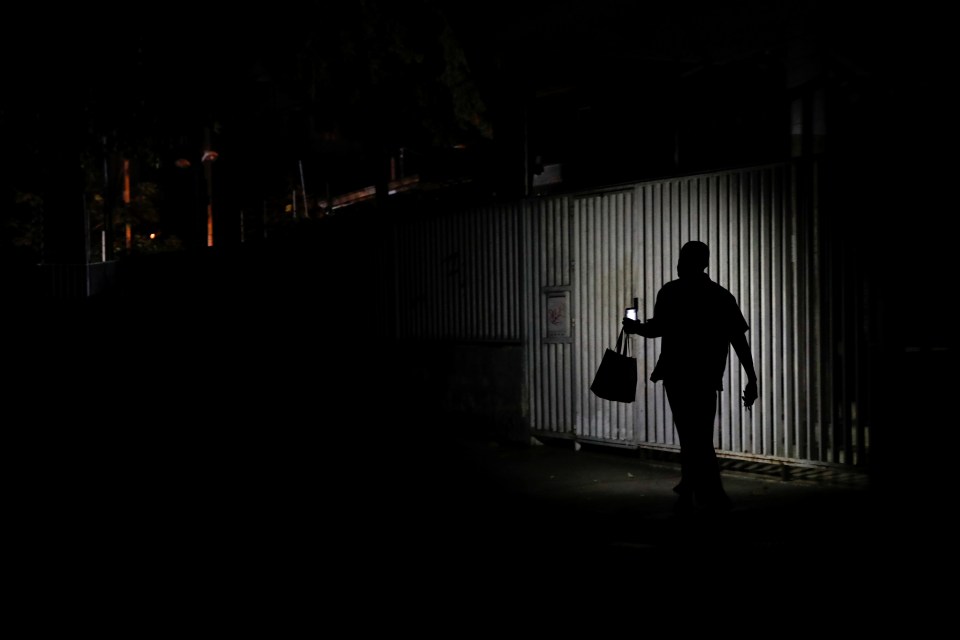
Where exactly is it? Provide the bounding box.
[526,164,838,465]
[389,162,867,468]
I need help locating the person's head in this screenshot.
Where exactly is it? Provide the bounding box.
[677,240,709,278]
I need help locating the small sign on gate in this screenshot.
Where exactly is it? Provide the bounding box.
[545,290,570,339]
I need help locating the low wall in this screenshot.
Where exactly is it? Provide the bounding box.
[392,341,527,443]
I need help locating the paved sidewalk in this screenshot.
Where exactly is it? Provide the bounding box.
[418,436,880,554]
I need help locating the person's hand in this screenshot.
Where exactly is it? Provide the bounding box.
[622,317,641,335]
[742,380,758,408]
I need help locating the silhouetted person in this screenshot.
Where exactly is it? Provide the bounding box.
[623,240,758,514]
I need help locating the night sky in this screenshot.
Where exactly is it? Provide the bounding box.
[3,1,949,211]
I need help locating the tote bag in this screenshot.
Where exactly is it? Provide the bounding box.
[589,327,637,403]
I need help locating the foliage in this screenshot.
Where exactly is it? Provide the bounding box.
[112,182,183,255]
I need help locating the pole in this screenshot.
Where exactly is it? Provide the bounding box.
[204,127,214,247]
[299,160,309,218]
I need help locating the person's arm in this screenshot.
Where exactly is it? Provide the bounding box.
[621,317,662,337]
[731,331,758,407]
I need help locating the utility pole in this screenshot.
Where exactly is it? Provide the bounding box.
[202,128,218,247]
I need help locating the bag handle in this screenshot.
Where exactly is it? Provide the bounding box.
[614,327,630,357]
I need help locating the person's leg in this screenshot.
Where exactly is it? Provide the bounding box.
[665,382,696,512]
[667,383,729,510]
[686,386,730,509]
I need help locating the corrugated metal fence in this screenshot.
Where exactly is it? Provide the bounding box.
[393,163,866,468]
[393,202,524,342]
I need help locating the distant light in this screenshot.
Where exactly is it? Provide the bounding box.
[175,158,192,169]
[149,233,157,240]
[201,150,219,163]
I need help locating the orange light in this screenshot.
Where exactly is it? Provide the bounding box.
[123,159,131,204]
[207,204,214,247]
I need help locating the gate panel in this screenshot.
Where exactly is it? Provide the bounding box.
[569,190,637,444]
[524,197,575,434]
[546,164,817,463]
